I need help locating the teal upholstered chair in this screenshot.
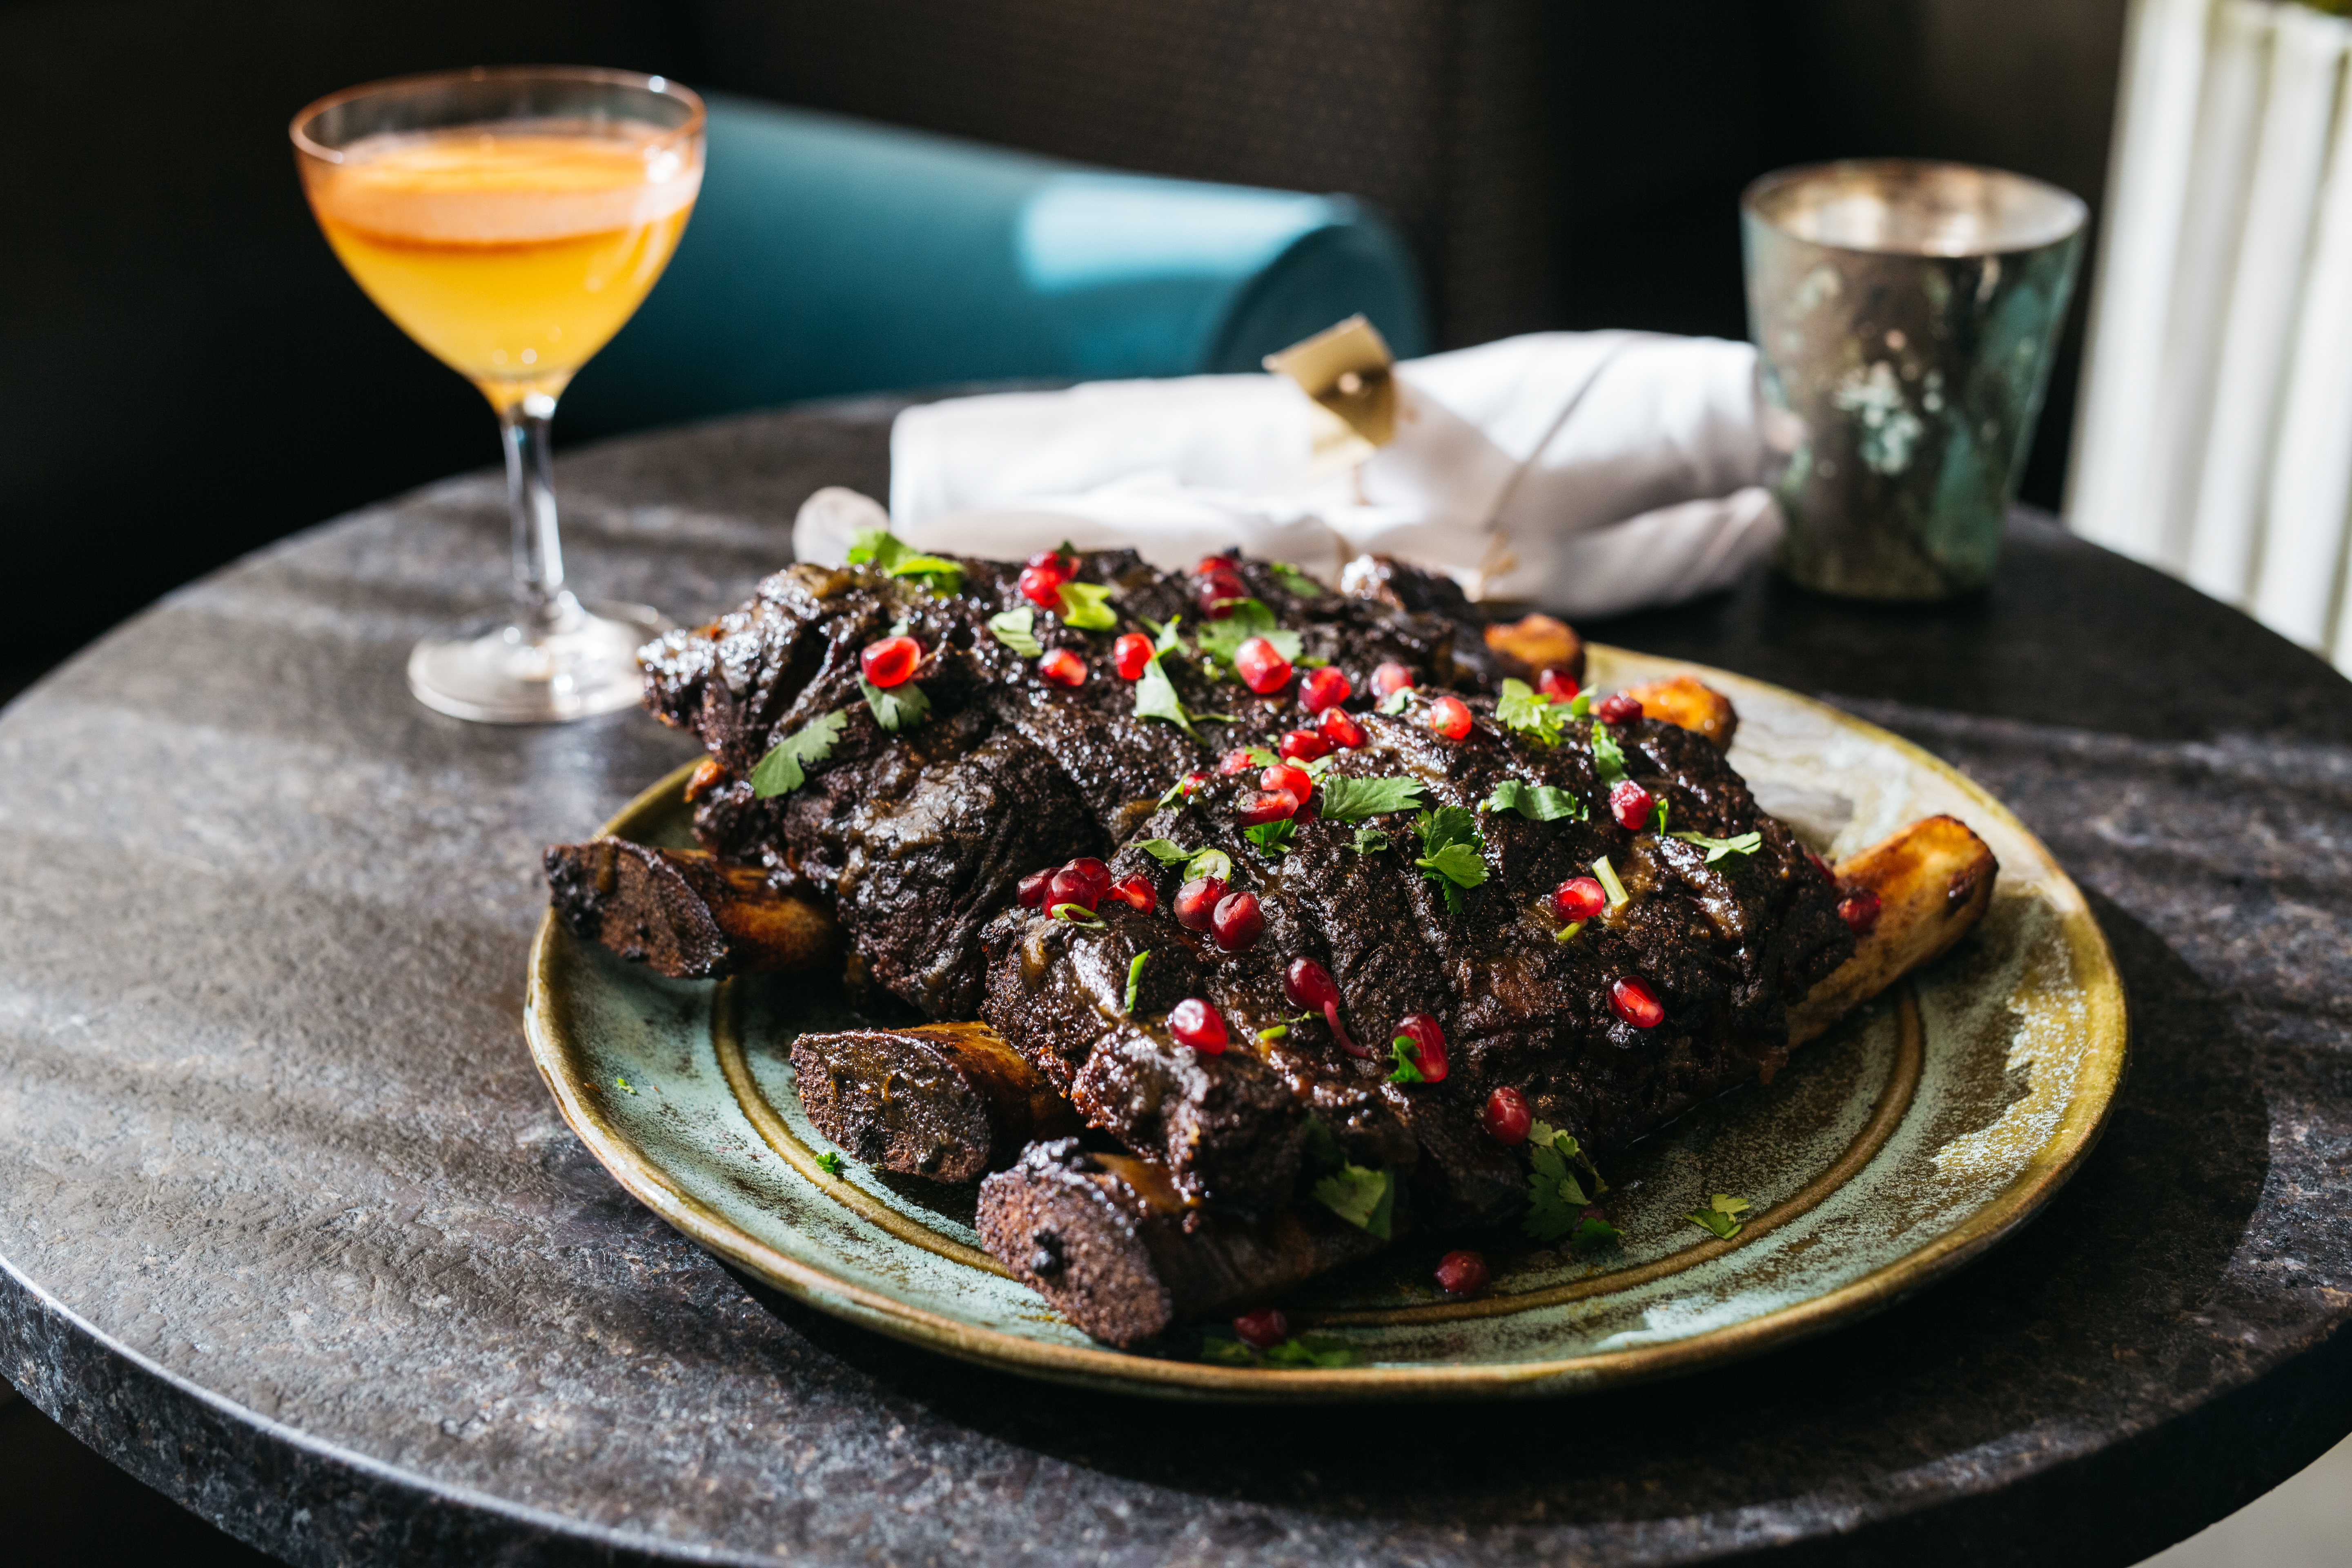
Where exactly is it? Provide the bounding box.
[560,95,1430,439]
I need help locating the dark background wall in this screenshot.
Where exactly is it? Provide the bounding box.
[0,0,2128,701]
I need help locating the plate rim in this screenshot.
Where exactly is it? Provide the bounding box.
[522,646,2129,1401]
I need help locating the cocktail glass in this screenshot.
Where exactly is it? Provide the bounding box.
[292,67,706,722]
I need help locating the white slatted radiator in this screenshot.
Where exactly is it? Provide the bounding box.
[2070,0,2352,668]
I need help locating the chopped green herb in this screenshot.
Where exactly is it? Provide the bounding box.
[1124,951,1149,1013]
[750,709,849,797]
[1268,560,1326,598]
[1304,1114,1344,1172]
[1312,1162,1396,1238]
[1590,721,1629,785]
[1193,599,1302,670]
[1131,653,1198,738]
[1377,687,1415,715]
[987,606,1042,656]
[1241,744,1280,768]
[1262,1333,1358,1368]
[1413,806,1489,912]
[1244,818,1297,856]
[1592,854,1630,908]
[1482,779,1587,822]
[1567,690,1594,718]
[1671,829,1765,864]
[1199,1334,1256,1366]
[815,1151,845,1176]
[1649,797,1670,833]
[1352,825,1392,854]
[1569,1212,1623,1252]
[1388,1034,1426,1084]
[1139,840,1229,882]
[614,1074,638,1096]
[860,675,930,734]
[1684,1192,1753,1239]
[1524,1120,1611,1240]
[1154,772,1201,808]
[1256,1024,1289,1042]
[1056,579,1118,630]
[1138,838,1190,862]
[1317,775,1425,822]
[1049,902,1105,927]
[1496,677,1568,747]
[846,526,962,594]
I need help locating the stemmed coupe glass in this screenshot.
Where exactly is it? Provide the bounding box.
[292,67,706,722]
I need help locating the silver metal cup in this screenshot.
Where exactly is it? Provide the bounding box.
[1744,160,2087,600]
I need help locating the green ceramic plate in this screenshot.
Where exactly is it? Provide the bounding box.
[524,647,2126,1400]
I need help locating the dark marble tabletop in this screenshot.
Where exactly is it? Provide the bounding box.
[0,402,2346,1568]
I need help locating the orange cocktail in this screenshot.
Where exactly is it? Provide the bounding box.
[303,127,699,411]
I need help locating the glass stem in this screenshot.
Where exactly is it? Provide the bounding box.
[500,399,572,637]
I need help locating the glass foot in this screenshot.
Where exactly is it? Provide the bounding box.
[407,595,666,724]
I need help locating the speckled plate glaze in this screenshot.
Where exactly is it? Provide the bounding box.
[524,647,2126,1400]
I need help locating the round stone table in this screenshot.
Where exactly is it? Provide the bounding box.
[2,404,2348,1568]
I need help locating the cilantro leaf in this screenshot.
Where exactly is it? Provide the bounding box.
[1523,1120,1610,1240]
[1567,690,1594,718]
[1684,1192,1753,1239]
[1199,1334,1256,1366]
[1317,775,1426,822]
[1496,677,1568,747]
[1049,902,1104,927]
[1590,721,1629,785]
[1378,687,1415,715]
[1671,829,1764,864]
[1352,825,1392,854]
[1268,561,1326,598]
[1388,1034,1426,1084]
[1244,819,1297,856]
[1312,1163,1395,1238]
[1132,650,1199,738]
[860,675,929,734]
[1650,797,1670,833]
[1569,1213,1623,1252]
[1262,1333,1358,1368]
[1056,579,1118,631]
[1154,773,1201,808]
[1138,838,1193,864]
[750,709,848,797]
[1148,615,1187,657]
[1482,779,1587,822]
[1142,841,1230,882]
[987,606,1042,656]
[815,1151,844,1176]
[614,1074,638,1096]
[1124,950,1149,1013]
[1241,744,1280,767]
[846,527,962,594]
[1413,806,1489,911]
[1303,1114,1345,1173]
[1193,599,1302,669]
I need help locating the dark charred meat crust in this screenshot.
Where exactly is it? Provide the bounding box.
[790,1022,1078,1182]
[542,840,841,978]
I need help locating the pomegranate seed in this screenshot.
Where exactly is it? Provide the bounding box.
[1016,869,1054,909]
[1107,874,1157,913]
[859,635,921,689]
[1260,763,1315,800]
[1113,633,1154,681]
[1319,707,1366,748]
[1278,728,1330,763]
[1019,564,1067,609]
[1839,887,1883,933]
[1195,554,1239,577]
[1597,693,1644,725]
[1218,748,1259,775]
[1232,1306,1289,1350]
[1175,876,1227,930]
[1427,695,1474,741]
[1211,891,1264,951]
[1283,957,1339,1010]
[1047,866,1100,912]
[1169,998,1228,1053]
[1062,858,1111,897]
[1372,661,1416,698]
[1027,549,1076,579]
[1538,668,1580,703]
[1236,788,1300,826]
[1610,780,1654,830]
[1394,1012,1449,1082]
[1299,666,1352,714]
[1234,636,1294,695]
[1038,648,1087,687]
[1553,877,1607,923]
[1482,1086,1532,1144]
[1609,976,1664,1029]
[1434,1249,1490,1298]
[1198,568,1248,620]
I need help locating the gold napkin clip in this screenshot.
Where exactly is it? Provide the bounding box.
[1264,314,1397,479]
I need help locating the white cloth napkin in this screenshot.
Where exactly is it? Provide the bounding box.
[793,330,1790,616]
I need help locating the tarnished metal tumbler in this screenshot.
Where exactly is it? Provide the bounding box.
[1743,161,2086,600]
